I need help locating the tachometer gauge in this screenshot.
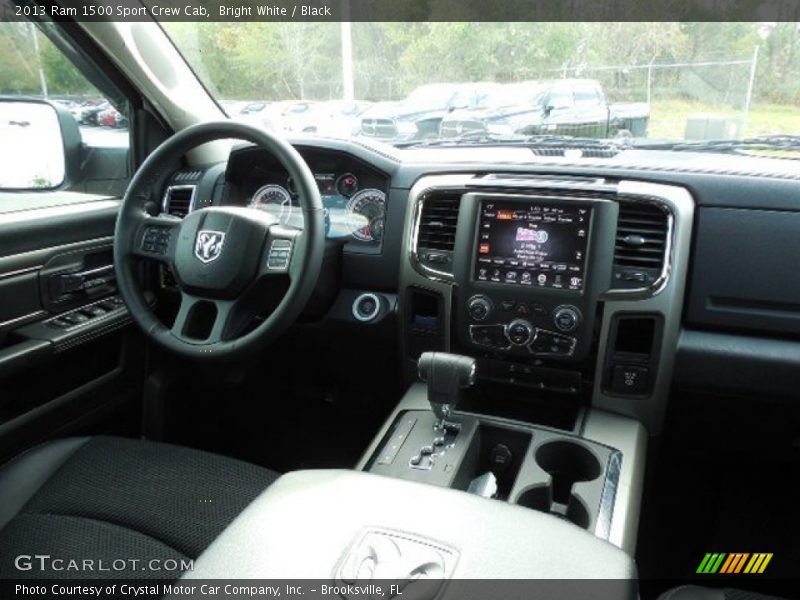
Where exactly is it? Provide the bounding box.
[335,173,359,197]
[249,184,293,223]
[346,189,386,242]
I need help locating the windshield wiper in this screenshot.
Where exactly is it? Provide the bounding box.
[633,134,800,155]
[393,131,525,147]
[396,132,628,150]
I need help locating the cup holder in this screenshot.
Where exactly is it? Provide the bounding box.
[515,440,603,530]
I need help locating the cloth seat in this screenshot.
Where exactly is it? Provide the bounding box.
[0,436,279,579]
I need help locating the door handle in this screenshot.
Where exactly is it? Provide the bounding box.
[55,264,115,295]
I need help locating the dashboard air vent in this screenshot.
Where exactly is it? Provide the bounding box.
[612,200,669,289]
[163,185,196,218]
[414,191,463,277]
[417,191,462,252]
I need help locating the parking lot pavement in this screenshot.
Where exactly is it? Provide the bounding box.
[80,126,129,148]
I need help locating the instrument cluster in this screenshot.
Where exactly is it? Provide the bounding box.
[240,162,386,245]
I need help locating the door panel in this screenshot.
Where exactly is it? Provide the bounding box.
[0,19,152,460]
[0,202,144,462]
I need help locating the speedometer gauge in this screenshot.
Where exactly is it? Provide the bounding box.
[346,189,386,242]
[249,184,293,223]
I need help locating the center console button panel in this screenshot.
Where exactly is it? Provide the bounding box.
[553,305,581,332]
[611,364,649,394]
[452,192,618,363]
[507,319,533,346]
[468,324,510,350]
[468,321,577,358]
[529,328,577,357]
[467,294,493,321]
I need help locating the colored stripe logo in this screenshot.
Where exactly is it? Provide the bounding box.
[697,553,773,574]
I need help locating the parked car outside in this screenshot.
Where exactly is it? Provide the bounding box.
[234,100,281,131]
[76,100,109,126]
[357,82,499,143]
[440,79,650,139]
[296,100,374,137]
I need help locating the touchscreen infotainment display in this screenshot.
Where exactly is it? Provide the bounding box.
[474,201,591,291]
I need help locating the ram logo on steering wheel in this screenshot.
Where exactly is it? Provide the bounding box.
[194,230,226,263]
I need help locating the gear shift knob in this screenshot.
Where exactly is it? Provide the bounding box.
[417,352,476,428]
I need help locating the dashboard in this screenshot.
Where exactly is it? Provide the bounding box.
[156,135,800,437]
[222,145,389,249]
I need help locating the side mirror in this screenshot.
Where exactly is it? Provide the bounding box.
[0,98,82,191]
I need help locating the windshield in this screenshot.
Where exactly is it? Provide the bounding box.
[163,22,800,152]
[404,84,459,109]
[481,83,549,109]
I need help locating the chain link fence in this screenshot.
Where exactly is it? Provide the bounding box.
[274,52,760,140]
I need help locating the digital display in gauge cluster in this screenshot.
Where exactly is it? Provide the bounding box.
[248,170,386,244]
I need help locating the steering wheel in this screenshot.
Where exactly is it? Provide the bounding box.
[113,121,325,360]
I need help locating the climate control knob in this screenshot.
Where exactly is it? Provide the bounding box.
[507,319,534,346]
[553,305,581,332]
[467,295,493,322]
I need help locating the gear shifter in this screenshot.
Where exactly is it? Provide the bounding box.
[417,352,476,431]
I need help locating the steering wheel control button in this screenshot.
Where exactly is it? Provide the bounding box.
[266,239,293,270]
[352,293,381,322]
[611,365,649,394]
[553,305,581,332]
[469,324,511,350]
[507,319,533,346]
[141,226,171,255]
[467,295,493,321]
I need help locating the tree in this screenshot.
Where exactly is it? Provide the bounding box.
[0,23,40,95]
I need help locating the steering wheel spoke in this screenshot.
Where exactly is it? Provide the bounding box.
[170,292,247,347]
[131,214,181,264]
[261,224,304,278]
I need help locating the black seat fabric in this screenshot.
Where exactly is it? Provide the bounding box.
[0,436,279,579]
[658,586,788,600]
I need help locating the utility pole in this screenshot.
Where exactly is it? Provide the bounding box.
[340,1,354,101]
[29,22,48,98]
[743,44,760,133]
